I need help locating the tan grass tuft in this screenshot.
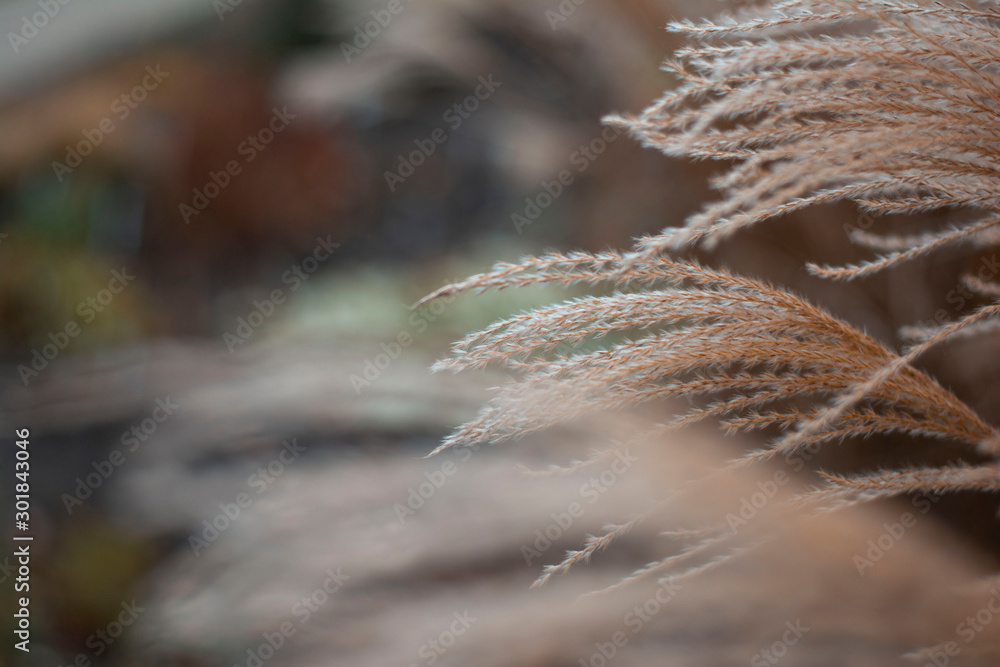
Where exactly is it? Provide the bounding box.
[421,0,1000,653]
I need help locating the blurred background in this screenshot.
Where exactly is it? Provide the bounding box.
[2,0,999,665]
[0,1,695,663]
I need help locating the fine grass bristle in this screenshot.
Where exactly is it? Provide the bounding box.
[422,0,1000,651]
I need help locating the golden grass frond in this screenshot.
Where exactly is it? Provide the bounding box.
[426,255,996,459]
[424,229,1000,602]
[807,215,1000,280]
[608,0,1000,274]
[421,0,1000,651]
[773,300,1000,463]
[792,465,1000,514]
[531,516,648,589]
